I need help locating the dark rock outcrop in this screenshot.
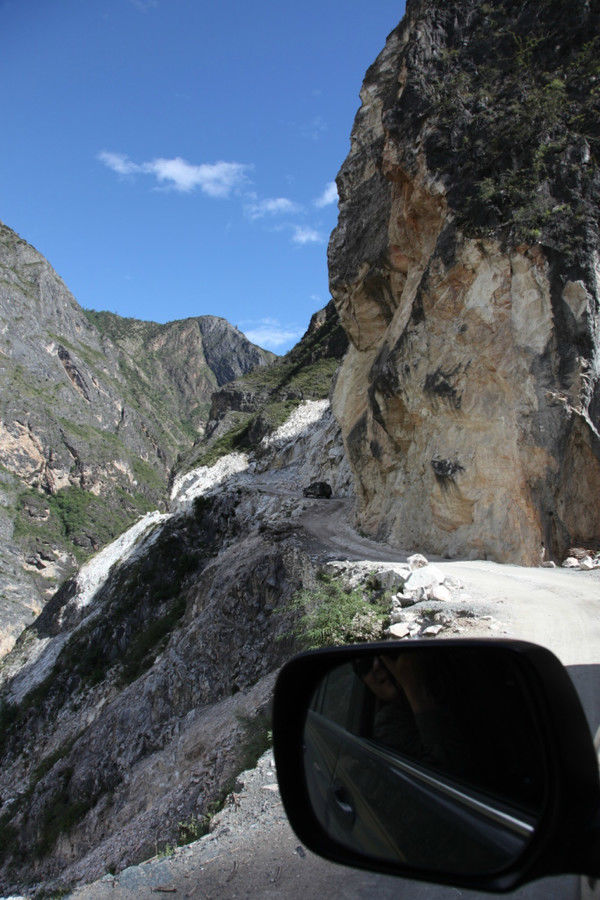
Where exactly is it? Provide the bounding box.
[303,481,333,499]
[0,459,323,895]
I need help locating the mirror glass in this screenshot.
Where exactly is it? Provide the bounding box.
[303,646,547,876]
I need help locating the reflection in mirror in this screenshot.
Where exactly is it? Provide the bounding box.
[303,646,548,876]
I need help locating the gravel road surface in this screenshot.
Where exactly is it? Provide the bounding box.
[68,752,582,900]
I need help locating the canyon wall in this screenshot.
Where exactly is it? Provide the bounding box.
[330,0,600,564]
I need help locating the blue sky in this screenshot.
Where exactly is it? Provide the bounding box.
[1,1,404,352]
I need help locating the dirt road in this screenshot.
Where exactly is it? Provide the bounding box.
[300,498,600,659]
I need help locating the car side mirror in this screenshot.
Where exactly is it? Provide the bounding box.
[273,639,600,892]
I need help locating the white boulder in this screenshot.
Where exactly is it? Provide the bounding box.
[429,583,452,603]
[407,553,429,570]
[404,565,445,595]
[389,623,410,638]
[422,624,443,636]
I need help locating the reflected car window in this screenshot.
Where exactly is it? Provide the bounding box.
[312,662,356,728]
[302,647,549,876]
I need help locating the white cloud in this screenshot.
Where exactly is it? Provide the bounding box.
[143,158,248,195]
[98,151,249,197]
[292,226,324,245]
[301,115,327,141]
[245,197,301,220]
[98,151,324,248]
[315,181,338,208]
[242,317,303,350]
[98,151,139,176]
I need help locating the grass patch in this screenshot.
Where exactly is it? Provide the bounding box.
[34,774,97,858]
[191,414,253,467]
[131,457,166,493]
[286,573,390,649]
[46,331,107,369]
[28,737,77,792]
[14,485,140,564]
[82,309,161,342]
[236,709,273,771]
[0,506,215,764]
[0,759,99,863]
[58,417,125,448]
[0,696,18,732]
[118,593,187,684]
[0,812,18,856]
[189,356,339,470]
[2,360,61,403]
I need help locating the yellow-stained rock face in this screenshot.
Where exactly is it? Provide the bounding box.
[329,5,600,565]
[332,238,563,563]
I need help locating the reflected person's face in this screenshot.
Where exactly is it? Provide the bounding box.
[363,656,398,702]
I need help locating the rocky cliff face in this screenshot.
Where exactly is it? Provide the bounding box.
[0,212,350,892]
[0,396,352,894]
[329,0,600,565]
[0,222,273,652]
[84,311,276,435]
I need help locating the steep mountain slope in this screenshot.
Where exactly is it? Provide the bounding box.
[0,397,353,895]
[0,221,273,653]
[83,310,276,436]
[0,245,350,892]
[0,228,350,894]
[179,299,348,472]
[329,0,600,564]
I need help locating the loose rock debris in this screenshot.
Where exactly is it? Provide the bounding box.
[325,556,500,639]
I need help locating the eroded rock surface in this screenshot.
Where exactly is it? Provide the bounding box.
[0,400,353,895]
[0,221,273,654]
[329,0,600,564]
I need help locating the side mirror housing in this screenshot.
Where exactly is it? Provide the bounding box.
[273,639,600,892]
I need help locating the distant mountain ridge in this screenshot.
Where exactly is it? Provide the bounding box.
[177,298,348,474]
[0,220,274,653]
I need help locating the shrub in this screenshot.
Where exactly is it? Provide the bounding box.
[288,574,389,649]
[421,2,600,253]
[118,594,187,685]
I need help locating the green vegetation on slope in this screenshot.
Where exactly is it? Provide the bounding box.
[420,0,600,252]
[193,357,339,468]
[14,485,151,564]
[0,496,222,865]
[184,302,346,471]
[56,322,207,445]
[82,309,162,342]
[0,496,216,761]
[287,572,390,649]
